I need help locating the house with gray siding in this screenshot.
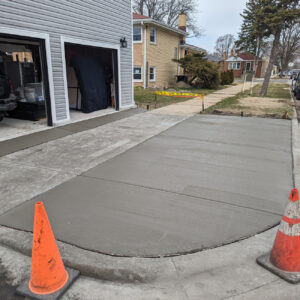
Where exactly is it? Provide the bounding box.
[0,0,134,126]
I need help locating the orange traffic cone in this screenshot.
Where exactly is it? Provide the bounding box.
[257,188,300,283]
[17,201,79,299]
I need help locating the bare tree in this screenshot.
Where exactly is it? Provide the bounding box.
[132,0,202,37]
[277,22,300,72]
[214,34,235,59]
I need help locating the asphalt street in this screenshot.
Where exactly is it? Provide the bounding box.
[0,115,293,258]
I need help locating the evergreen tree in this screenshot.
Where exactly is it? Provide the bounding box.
[236,0,299,96]
[173,53,220,89]
[235,0,265,56]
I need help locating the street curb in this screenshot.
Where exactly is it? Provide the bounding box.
[291,94,298,189]
[0,226,176,284]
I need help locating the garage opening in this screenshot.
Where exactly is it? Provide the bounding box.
[0,34,52,140]
[64,43,119,119]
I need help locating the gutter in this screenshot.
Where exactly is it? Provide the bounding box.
[144,25,147,88]
[133,19,186,36]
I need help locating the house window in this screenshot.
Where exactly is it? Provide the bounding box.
[133,27,142,42]
[174,47,178,59]
[150,67,156,82]
[133,66,142,81]
[150,28,156,44]
[229,62,241,70]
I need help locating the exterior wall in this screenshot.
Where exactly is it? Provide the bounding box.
[0,0,133,124]
[146,25,181,88]
[133,23,182,88]
[224,61,245,77]
[225,59,264,78]
[133,24,145,87]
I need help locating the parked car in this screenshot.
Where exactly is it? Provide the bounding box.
[291,69,300,79]
[292,71,300,95]
[294,73,300,100]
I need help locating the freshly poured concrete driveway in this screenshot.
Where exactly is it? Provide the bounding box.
[0,115,293,257]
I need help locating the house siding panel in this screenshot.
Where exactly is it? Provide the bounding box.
[146,26,180,88]
[0,0,133,123]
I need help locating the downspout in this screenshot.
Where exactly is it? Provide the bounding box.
[177,43,181,76]
[144,25,147,89]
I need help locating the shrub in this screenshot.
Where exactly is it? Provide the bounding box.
[174,53,220,89]
[194,62,220,89]
[229,70,234,83]
[220,70,234,85]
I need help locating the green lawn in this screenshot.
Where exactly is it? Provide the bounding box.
[251,83,291,99]
[134,86,225,109]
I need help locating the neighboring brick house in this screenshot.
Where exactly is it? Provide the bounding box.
[133,13,187,88]
[224,52,265,78]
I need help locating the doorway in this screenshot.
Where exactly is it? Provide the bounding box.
[246,62,252,72]
[0,33,52,128]
[64,42,119,118]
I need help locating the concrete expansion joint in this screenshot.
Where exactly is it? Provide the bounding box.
[291,99,298,189]
[80,174,282,218]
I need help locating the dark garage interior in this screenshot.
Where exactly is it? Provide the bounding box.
[65,43,119,114]
[0,35,50,125]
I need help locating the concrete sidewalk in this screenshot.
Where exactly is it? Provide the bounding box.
[0,82,295,300]
[152,83,253,116]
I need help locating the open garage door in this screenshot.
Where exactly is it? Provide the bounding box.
[0,34,52,127]
[64,43,119,116]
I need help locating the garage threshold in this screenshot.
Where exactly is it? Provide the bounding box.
[0,108,143,157]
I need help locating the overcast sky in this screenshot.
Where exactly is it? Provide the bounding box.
[187,0,248,53]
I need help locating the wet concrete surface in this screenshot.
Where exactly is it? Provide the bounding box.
[0,115,293,257]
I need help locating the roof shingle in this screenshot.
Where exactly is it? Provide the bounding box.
[133,13,149,19]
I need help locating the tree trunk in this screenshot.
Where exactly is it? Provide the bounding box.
[260,30,281,96]
[189,75,197,85]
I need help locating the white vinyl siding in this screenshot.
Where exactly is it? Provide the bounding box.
[0,0,133,122]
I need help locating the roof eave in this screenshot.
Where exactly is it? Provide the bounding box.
[133,19,187,36]
[180,44,206,53]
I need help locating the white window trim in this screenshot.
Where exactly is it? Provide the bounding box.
[133,26,142,44]
[133,66,143,82]
[0,27,57,124]
[229,62,241,70]
[150,27,156,45]
[149,66,156,82]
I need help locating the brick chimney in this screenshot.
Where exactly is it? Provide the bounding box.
[230,49,235,57]
[178,13,187,32]
[178,13,187,44]
[223,52,227,60]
